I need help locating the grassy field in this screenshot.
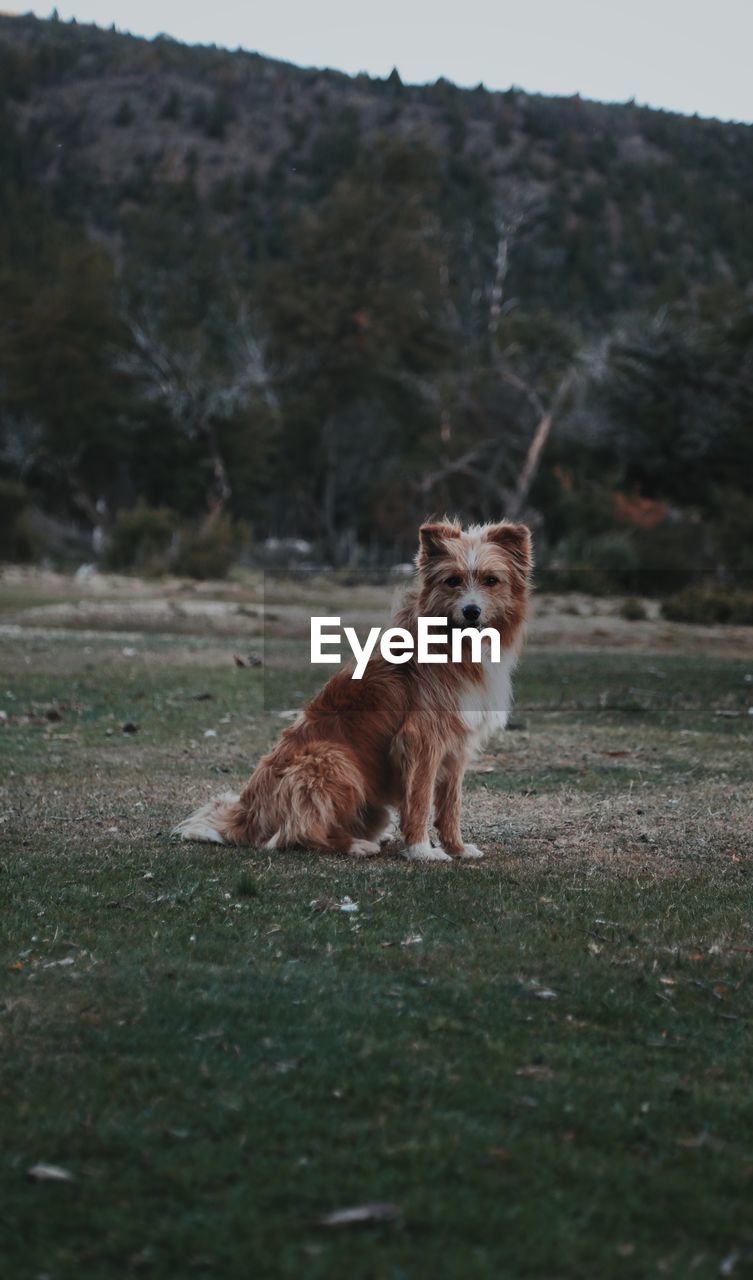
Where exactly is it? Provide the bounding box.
[1,574,752,1279]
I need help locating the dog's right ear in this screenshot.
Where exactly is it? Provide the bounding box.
[418,522,461,562]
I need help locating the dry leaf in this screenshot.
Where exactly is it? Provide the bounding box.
[319,1202,400,1228]
[310,896,337,913]
[234,653,262,668]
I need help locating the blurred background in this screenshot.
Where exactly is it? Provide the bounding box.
[1,3,752,622]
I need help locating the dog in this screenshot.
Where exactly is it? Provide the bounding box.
[173,519,532,861]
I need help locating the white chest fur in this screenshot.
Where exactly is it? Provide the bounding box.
[459,647,517,747]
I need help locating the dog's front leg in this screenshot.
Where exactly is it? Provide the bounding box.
[397,728,451,862]
[435,755,484,859]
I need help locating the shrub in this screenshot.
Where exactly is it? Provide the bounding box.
[539,531,640,595]
[175,515,248,580]
[662,586,753,626]
[106,505,247,579]
[0,480,45,562]
[620,596,648,621]
[106,502,176,574]
[589,532,640,578]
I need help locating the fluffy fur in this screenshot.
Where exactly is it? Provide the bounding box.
[173,519,532,861]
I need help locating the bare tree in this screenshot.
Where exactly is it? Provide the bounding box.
[486,204,525,352]
[120,300,277,527]
[501,366,577,519]
[417,195,581,522]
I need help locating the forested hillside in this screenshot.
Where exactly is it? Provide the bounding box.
[1,11,752,585]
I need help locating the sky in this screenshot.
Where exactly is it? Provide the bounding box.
[19,0,753,124]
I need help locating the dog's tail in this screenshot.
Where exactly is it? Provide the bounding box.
[172,792,242,846]
[172,742,367,852]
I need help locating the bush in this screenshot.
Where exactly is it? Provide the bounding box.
[175,515,247,580]
[620,596,648,621]
[589,532,640,578]
[662,586,753,625]
[106,502,176,574]
[0,480,45,562]
[106,505,247,579]
[538,531,640,595]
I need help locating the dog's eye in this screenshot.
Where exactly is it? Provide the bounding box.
[483,576,499,586]
[445,575,462,587]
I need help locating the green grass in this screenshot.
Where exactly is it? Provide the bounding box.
[1,633,752,1278]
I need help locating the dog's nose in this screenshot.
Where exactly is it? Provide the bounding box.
[462,604,481,623]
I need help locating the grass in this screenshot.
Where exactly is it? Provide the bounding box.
[1,619,752,1279]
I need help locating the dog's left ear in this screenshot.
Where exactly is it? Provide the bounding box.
[484,522,533,571]
[418,521,461,562]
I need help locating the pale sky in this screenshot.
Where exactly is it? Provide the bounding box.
[20,0,753,123]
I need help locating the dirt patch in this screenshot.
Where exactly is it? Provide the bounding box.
[3,599,264,635]
[530,594,753,657]
[3,570,753,655]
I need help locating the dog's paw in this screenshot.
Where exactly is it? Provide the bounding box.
[457,842,485,859]
[348,838,381,858]
[403,842,453,863]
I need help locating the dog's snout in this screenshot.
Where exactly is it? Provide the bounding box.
[462,604,481,623]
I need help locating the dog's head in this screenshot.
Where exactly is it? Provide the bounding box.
[416,518,533,633]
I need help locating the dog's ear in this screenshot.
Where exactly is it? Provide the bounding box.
[484,522,533,571]
[418,522,461,562]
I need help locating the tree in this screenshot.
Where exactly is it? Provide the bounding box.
[120,298,277,528]
[263,141,451,561]
[0,237,130,534]
[415,194,582,527]
[599,298,753,508]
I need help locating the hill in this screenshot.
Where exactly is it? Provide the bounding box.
[1,12,752,577]
[3,12,753,318]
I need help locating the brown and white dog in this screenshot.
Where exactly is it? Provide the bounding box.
[173,519,532,861]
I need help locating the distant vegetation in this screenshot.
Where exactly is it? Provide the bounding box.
[1,12,752,586]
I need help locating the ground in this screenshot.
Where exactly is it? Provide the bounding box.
[1,569,752,1279]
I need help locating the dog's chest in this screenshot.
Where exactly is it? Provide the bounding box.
[459,649,516,745]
